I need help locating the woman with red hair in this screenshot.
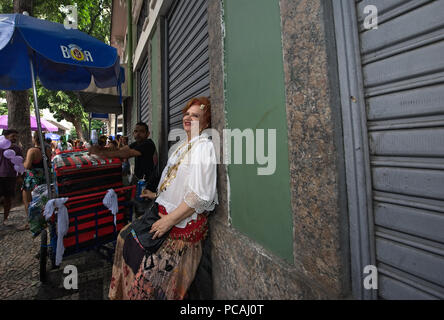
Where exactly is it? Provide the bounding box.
[109,96,218,300]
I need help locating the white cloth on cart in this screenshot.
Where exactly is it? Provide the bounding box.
[103,189,118,226]
[43,198,69,266]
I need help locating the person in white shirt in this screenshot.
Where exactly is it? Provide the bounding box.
[109,97,218,300]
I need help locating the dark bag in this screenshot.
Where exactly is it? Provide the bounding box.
[130,202,170,254]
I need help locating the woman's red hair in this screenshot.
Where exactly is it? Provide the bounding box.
[182,97,211,128]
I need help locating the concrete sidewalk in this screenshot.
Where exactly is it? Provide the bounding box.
[0,205,114,300]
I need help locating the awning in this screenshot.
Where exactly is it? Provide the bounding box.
[77,63,129,115]
[78,91,124,114]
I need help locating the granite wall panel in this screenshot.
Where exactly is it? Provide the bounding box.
[206,0,351,299]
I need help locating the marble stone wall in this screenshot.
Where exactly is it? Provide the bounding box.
[280,0,350,297]
[207,0,351,299]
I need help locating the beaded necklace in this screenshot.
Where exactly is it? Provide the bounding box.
[157,140,193,195]
[156,132,210,196]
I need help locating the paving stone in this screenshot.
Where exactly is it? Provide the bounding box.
[0,204,115,300]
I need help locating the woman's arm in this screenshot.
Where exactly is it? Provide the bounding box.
[150,201,195,239]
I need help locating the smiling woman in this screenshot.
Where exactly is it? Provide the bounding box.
[182,97,211,139]
[108,96,218,300]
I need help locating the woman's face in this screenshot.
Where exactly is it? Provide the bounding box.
[182,104,208,135]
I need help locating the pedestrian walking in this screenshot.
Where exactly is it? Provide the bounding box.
[0,129,23,225]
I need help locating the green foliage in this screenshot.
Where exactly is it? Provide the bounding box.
[0,0,13,14]
[0,103,7,115]
[34,0,112,44]
[0,0,113,45]
[91,119,104,131]
[0,90,6,115]
[35,83,83,119]
[69,127,78,139]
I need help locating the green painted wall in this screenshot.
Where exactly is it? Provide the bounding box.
[224,0,293,262]
[150,25,160,147]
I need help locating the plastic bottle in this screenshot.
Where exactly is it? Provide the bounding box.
[136,176,146,201]
[91,129,98,145]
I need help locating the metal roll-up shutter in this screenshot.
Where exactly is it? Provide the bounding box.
[356,0,444,299]
[124,98,132,137]
[166,0,209,131]
[139,57,150,125]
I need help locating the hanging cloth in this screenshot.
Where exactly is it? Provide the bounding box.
[103,189,119,226]
[43,198,69,266]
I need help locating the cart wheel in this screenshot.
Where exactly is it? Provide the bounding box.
[39,229,48,282]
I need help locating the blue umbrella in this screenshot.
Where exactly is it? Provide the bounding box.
[0,14,124,90]
[45,132,61,141]
[0,13,125,198]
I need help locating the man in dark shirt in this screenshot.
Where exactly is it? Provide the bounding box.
[129,125,157,186]
[89,122,159,192]
[0,129,23,225]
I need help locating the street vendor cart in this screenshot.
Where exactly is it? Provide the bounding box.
[35,150,135,281]
[0,13,129,282]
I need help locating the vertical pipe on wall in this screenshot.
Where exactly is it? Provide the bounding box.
[160,15,169,170]
[332,0,376,300]
[127,0,133,98]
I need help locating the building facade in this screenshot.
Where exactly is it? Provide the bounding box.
[111,0,444,299]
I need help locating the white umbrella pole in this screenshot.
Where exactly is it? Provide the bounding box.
[29,56,52,199]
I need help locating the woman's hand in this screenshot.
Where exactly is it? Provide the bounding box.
[140,189,157,200]
[150,214,174,239]
[149,202,196,239]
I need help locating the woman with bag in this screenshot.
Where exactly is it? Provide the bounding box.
[108,97,218,300]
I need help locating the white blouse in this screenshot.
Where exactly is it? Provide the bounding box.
[155,133,218,228]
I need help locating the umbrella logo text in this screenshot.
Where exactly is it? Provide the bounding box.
[60,44,93,62]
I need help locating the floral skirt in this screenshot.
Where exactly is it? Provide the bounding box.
[108,216,207,300]
[22,168,46,191]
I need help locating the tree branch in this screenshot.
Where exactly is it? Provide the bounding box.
[87,0,104,35]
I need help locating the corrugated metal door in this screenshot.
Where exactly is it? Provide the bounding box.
[356,0,444,299]
[124,98,132,137]
[139,57,150,125]
[166,0,210,131]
